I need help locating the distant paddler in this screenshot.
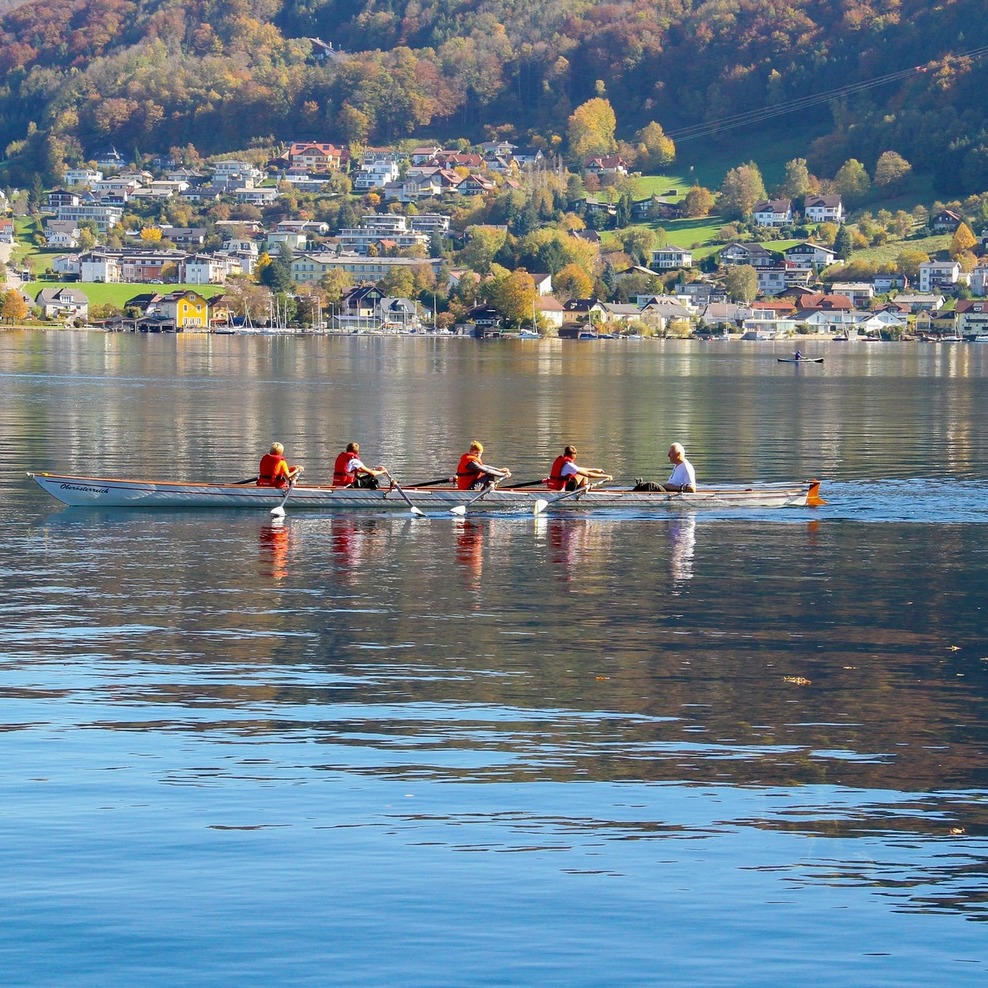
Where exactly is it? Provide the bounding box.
[546,445,612,491]
[455,440,511,490]
[256,442,302,488]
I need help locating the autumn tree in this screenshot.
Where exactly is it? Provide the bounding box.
[896,249,929,280]
[874,151,912,187]
[488,269,536,326]
[1,289,28,324]
[553,263,594,301]
[719,162,767,220]
[950,221,977,258]
[567,98,617,162]
[683,184,715,218]
[633,121,675,172]
[722,265,758,304]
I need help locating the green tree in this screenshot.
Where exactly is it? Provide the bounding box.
[461,225,509,275]
[779,158,812,198]
[719,162,767,220]
[833,225,854,260]
[722,265,758,304]
[833,159,870,203]
[621,228,656,267]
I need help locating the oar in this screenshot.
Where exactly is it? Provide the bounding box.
[270,477,297,517]
[407,476,455,487]
[233,475,259,485]
[450,476,505,515]
[533,480,604,515]
[385,472,424,517]
[502,479,549,489]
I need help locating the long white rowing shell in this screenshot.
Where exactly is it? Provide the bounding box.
[28,473,826,511]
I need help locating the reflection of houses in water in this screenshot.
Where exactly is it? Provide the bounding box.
[668,515,696,583]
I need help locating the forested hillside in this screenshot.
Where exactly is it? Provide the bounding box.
[1,0,986,193]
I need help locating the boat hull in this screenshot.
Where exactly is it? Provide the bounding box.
[29,473,825,511]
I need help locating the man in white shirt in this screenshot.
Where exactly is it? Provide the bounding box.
[665,442,696,492]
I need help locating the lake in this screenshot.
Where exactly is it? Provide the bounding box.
[2,330,987,986]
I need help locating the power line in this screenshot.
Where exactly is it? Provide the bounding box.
[666,45,988,143]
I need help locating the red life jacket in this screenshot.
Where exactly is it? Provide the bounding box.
[456,453,484,491]
[333,451,356,486]
[257,452,289,487]
[547,454,574,491]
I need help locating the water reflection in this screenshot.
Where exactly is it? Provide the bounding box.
[454,519,484,589]
[668,514,696,584]
[258,518,290,580]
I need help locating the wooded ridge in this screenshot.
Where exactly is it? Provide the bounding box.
[1,0,987,193]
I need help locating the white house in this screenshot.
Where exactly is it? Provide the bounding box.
[650,246,693,269]
[803,194,844,224]
[64,168,103,187]
[783,242,837,269]
[918,260,962,293]
[752,198,793,227]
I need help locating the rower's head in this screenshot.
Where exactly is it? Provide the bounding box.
[270,442,285,455]
[565,445,577,456]
[668,442,685,463]
[346,441,359,453]
[469,440,483,454]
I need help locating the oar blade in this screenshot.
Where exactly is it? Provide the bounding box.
[270,504,286,517]
[449,504,467,515]
[410,506,425,516]
[533,498,549,515]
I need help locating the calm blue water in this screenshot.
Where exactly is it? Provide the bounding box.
[2,331,987,986]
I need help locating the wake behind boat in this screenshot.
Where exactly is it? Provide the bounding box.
[29,472,825,511]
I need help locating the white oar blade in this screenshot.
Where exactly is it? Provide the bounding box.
[533,498,549,515]
[449,505,467,515]
[410,506,424,516]
[270,505,286,517]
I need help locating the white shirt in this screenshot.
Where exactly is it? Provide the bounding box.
[668,458,696,489]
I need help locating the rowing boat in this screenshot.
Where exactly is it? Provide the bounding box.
[28,472,825,511]
[778,357,824,363]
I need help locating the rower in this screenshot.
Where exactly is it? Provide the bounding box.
[547,445,612,491]
[333,441,389,489]
[455,440,511,490]
[257,442,302,487]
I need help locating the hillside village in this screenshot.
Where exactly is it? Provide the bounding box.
[5,138,988,341]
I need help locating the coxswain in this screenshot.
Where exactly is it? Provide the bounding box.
[455,440,511,490]
[257,442,302,488]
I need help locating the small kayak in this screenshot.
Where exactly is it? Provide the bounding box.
[778,357,824,363]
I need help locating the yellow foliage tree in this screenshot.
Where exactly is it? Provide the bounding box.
[567,98,617,162]
[950,222,977,258]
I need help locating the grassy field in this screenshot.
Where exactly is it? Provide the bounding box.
[24,281,226,308]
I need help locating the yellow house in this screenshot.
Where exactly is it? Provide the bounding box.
[158,290,210,331]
